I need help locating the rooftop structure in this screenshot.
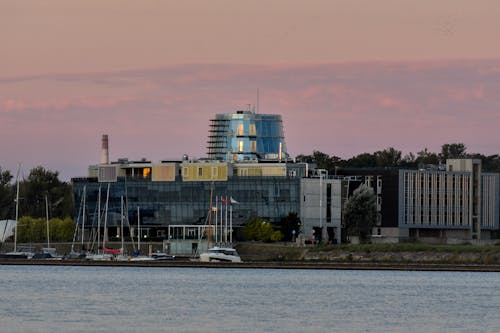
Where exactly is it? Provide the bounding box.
[207,110,289,162]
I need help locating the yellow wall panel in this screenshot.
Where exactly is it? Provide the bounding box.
[152,164,176,181]
[182,163,228,181]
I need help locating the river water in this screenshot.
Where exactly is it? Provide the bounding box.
[0,265,499,333]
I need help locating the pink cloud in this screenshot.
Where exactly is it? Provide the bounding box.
[1,59,500,179]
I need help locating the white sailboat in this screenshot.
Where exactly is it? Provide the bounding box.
[68,185,87,259]
[115,196,130,261]
[2,164,35,259]
[86,184,113,261]
[33,195,63,260]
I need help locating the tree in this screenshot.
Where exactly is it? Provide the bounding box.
[343,184,377,243]
[375,147,402,167]
[439,143,467,161]
[415,148,440,166]
[0,167,14,220]
[347,153,377,168]
[244,216,276,242]
[280,212,301,242]
[50,217,76,242]
[19,166,73,219]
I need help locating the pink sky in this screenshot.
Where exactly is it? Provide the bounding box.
[1,1,500,180]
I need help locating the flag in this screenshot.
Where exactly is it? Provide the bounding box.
[221,197,229,204]
[230,197,239,204]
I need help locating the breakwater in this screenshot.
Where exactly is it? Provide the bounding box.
[1,259,500,272]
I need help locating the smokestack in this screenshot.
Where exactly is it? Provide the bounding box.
[101,134,109,164]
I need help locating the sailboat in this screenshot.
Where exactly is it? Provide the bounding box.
[68,185,88,259]
[129,206,175,261]
[1,164,35,259]
[33,195,63,260]
[86,184,113,261]
[115,196,131,261]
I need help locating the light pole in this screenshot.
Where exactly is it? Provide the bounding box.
[318,169,327,244]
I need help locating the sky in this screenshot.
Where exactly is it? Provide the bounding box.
[1,0,500,180]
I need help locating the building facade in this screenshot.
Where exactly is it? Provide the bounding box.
[74,160,305,242]
[399,159,499,241]
[300,174,342,244]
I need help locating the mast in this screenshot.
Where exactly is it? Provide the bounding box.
[207,183,214,249]
[120,196,124,254]
[45,195,50,248]
[103,183,110,249]
[97,186,101,253]
[137,206,140,253]
[81,186,86,250]
[13,164,20,252]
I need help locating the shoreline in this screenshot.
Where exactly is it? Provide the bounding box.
[1,259,500,272]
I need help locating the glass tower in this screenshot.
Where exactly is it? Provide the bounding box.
[207,111,289,161]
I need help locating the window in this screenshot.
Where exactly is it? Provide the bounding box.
[250,141,257,152]
[198,167,203,177]
[238,140,244,152]
[237,123,244,136]
[249,124,256,136]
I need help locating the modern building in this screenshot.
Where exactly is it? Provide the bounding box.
[335,168,400,242]
[300,171,342,244]
[399,159,500,242]
[73,110,304,253]
[72,112,500,249]
[207,110,289,162]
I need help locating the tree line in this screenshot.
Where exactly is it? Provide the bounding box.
[296,143,500,174]
[0,166,74,242]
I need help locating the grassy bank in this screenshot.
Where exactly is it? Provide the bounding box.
[235,242,500,264]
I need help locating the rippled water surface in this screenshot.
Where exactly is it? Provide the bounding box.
[0,265,499,332]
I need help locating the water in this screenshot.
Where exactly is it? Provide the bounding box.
[0,266,499,333]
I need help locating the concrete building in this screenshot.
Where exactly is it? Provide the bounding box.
[300,171,342,244]
[399,159,499,243]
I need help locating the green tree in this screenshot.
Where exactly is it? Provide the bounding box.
[19,166,73,219]
[244,216,275,242]
[343,184,377,243]
[16,216,45,243]
[415,148,440,166]
[50,217,75,242]
[0,167,14,220]
[296,151,347,174]
[375,147,402,167]
[347,153,377,168]
[439,143,467,160]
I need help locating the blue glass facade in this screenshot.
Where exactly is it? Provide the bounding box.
[72,175,301,240]
[207,111,288,161]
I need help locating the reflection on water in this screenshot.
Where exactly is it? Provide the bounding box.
[0,266,499,333]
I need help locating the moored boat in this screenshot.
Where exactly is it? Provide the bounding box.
[199,246,242,263]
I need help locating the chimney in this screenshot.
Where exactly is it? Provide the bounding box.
[101,134,109,164]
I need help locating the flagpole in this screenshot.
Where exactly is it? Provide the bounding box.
[230,203,233,244]
[220,196,223,245]
[225,196,228,243]
[215,196,218,244]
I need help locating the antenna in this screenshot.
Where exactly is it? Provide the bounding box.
[257,88,260,113]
